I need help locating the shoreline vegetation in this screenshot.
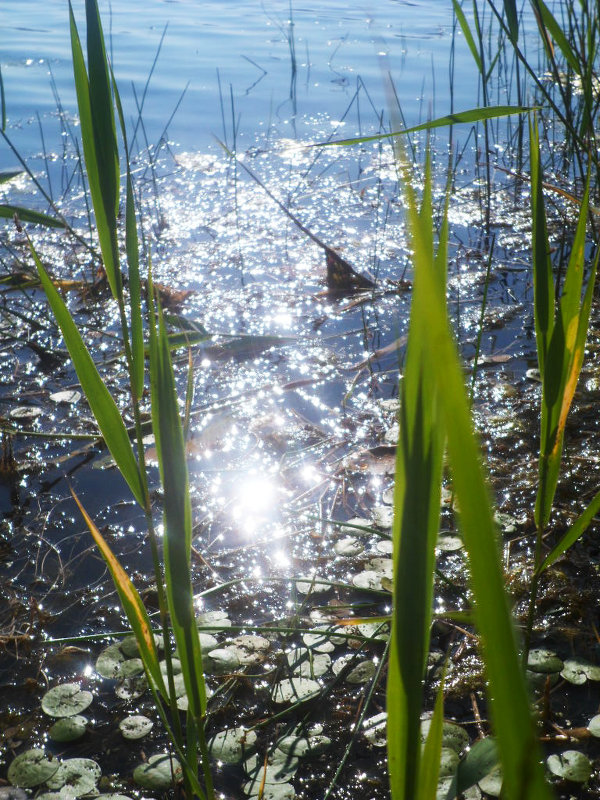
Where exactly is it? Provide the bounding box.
[2,1,600,799]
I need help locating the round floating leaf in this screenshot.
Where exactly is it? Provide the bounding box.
[420,718,469,754]
[493,512,518,533]
[272,677,321,705]
[133,754,182,791]
[114,675,147,701]
[10,406,42,420]
[436,534,464,552]
[0,789,29,800]
[120,635,141,658]
[204,647,240,674]
[244,751,299,784]
[363,712,387,747]
[42,684,93,718]
[228,635,271,666]
[48,715,88,742]
[527,648,563,674]
[98,795,134,800]
[345,659,377,684]
[302,626,344,652]
[119,715,154,740]
[356,621,389,641]
[96,644,125,679]
[8,750,59,788]
[583,661,600,681]
[243,781,296,799]
[546,750,591,783]
[439,747,460,778]
[478,765,503,797]
[196,609,231,628]
[294,576,330,595]
[589,714,600,738]
[46,758,101,796]
[332,654,353,676]
[352,570,384,591]
[371,505,393,528]
[209,727,257,764]
[375,538,393,554]
[367,557,393,578]
[334,537,364,556]
[560,659,588,685]
[199,633,219,653]
[456,737,498,795]
[119,658,144,679]
[160,658,182,675]
[287,648,330,678]
[49,390,81,405]
[276,734,330,758]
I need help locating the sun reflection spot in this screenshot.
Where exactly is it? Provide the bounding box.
[83,664,93,677]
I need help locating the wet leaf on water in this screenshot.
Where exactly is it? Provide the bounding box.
[334,536,364,556]
[243,780,296,799]
[0,789,29,800]
[454,737,498,797]
[493,511,518,533]
[272,677,321,705]
[46,758,101,796]
[420,718,469,754]
[478,765,503,796]
[363,712,387,747]
[41,684,93,718]
[10,406,42,421]
[371,505,394,529]
[133,754,182,790]
[588,714,600,737]
[437,534,464,552]
[119,715,154,740]
[229,634,271,665]
[294,576,330,595]
[276,734,331,758]
[96,643,125,678]
[204,647,241,674]
[196,609,232,628]
[560,659,588,685]
[49,390,81,404]
[367,557,394,579]
[244,750,299,784]
[198,632,219,653]
[208,727,257,763]
[48,715,88,742]
[356,621,390,641]
[119,658,144,678]
[526,669,560,691]
[287,647,331,678]
[114,675,147,701]
[159,658,182,675]
[7,749,59,788]
[303,625,346,651]
[382,486,395,505]
[546,750,592,783]
[352,570,384,591]
[375,538,393,555]
[345,659,377,684]
[439,747,460,777]
[527,648,564,674]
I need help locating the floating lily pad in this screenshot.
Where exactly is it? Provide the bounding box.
[294,576,330,595]
[334,536,364,556]
[526,669,560,691]
[96,643,125,679]
[287,648,331,678]
[367,557,393,578]
[375,539,393,554]
[196,609,232,628]
[49,390,81,404]
[48,715,88,742]
[276,733,331,758]
[560,659,588,685]
[10,406,42,420]
[588,714,600,737]
[243,780,296,799]
[436,534,464,552]
[46,758,101,796]
[420,718,469,754]
[0,789,28,800]
[229,635,271,665]
[209,727,257,763]
[198,633,219,653]
[478,765,503,796]
[356,621,390,641]
[371,505,394,528]
[42,684,93,718]
[119,658,144,678]
[244,751,299,784]
[114,675,147,701]
[204,647,240,674]
[493,511,518,533]
[160,658,182,675]
[345,659,377,684]
[546,750,591,783]
[272,677,321,704]
[352,570,384,591]
[527,648,563,674]
[363,712,387,747]
[7,750,59,788]
[302,626,345,652]
[119,715,154,740]
[133,754,182,790]
[439,747,460,778]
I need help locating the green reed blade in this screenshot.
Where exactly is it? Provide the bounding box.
[453,0,483,73]
[71,487,166,696]
[316,106,531,147]
[416,666,445,800]
[112,70,144,400]
[32,243,145,507]
[503,0,519,42]
[530,0,581,75]
[148,283,207,720]
[397,148,553,800]
[69,0,120,299]
[0,65,5,132]
[0,204,65,228]
[0,170,22,184]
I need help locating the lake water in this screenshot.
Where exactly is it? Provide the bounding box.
[3,0,470,159]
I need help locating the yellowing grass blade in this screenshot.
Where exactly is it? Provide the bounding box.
[31,242,145,507]
[71,487,166,696]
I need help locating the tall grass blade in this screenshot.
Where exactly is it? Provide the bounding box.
[69,0,121,299]
[71,487,166,696]
[396,147,553,800]
[148,287,208,719]
[503,0,519,42]
[416,669,445,800]
[530,0,580,74]
[0,65,5,133]
[452,0,483,73]
[539,486,600,573]
[31,243,145,507]
[0,205,65,228]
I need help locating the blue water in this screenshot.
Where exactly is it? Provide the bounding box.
[2,0,468,160]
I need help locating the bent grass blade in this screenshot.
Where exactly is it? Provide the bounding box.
[31,242,145,507]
